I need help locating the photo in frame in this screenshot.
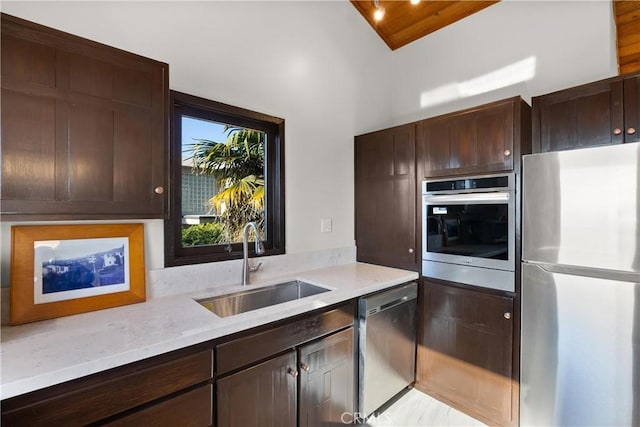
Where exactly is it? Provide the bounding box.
[10,223,146,325]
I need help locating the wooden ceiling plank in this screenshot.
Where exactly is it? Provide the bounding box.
[614,0,640,17]
[383,1,454,32]
[620,62,640,75]
[616,20,640,45]
[614,0,640,75]
[389,1,498,48]
[619,40,640,57]
[350,0,499,51]
[615,7,640,25]
[385,1,460,48]
[620,51,640,66]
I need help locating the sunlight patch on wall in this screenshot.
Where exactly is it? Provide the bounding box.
[419,56,537,109]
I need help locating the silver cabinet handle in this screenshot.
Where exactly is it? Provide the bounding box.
[504,312,512,319]
[154,186,164,195]
[613,128,622,135]
[300,363,310,372]
[408,248,414,254]
[503,149,511,157]
[627,127,636,135]
[287,367,298,377]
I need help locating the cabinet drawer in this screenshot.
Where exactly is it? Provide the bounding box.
[2,349,213,426]
[217,302,355,375]
[105,384,213,427]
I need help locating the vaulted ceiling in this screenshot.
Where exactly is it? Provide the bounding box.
[351,0,639,77]
[349,0,499,50]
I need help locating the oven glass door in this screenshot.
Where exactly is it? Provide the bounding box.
[422,192,514,271]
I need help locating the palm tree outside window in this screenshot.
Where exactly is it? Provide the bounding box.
[165,91,285,267]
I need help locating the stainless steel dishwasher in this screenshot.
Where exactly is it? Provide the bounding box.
[358,282,418,418]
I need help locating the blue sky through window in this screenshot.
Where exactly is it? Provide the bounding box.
[181,116,228,163]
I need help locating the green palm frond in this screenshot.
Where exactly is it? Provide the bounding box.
[188,125,266,241]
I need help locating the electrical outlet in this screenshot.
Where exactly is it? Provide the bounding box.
[320,218,332,233]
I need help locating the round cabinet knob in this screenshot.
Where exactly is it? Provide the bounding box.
[503,149,511,157]
[409,248,414,254]
[627,127,636,135]
[613,128,623,135]
[300,363,310,372]
[154,186,164,195]
[287,367,298,377]
[504,312,512,320]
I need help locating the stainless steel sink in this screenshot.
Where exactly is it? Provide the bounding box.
[196,280,330,318]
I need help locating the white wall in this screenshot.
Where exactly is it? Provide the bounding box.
[0,1,619,282]
[0,1,392,278]
[389,0,618,125]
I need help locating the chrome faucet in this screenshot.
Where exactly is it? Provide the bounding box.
[242,222,265,286]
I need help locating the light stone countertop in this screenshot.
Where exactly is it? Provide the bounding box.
[0,262,418,400]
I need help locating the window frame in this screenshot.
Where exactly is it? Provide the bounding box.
[165,90,285,267]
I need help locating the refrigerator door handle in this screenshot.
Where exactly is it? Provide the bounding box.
[525,261,640,283]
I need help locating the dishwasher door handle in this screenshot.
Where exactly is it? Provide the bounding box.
[366,295,415,316]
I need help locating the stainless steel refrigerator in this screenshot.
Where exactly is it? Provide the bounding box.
[521,143,640,426]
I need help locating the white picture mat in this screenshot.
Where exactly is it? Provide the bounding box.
[33,237,131,304]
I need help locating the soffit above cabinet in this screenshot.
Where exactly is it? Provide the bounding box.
[350,0,499,50]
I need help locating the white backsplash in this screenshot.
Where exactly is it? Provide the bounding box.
[147,246,356,299]
[0,247,356,325]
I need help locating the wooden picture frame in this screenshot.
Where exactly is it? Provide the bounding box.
[10,223,146,325]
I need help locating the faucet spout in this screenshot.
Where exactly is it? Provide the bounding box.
[242,222,265,286]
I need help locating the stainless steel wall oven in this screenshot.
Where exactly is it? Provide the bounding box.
[421,173,515,292]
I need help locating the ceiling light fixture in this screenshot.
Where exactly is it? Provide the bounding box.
[410,0,421,4]
[373,0,385,21]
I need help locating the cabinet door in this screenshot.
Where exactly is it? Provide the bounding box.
[416,282,514,426]
[416,116,450,177]
[448,113,478,170]
[532,78,624,152]
[104,385,213,427]
[298,327,355,427]
[217,351,297,427]
[1,14,167,219]
[355,124,417,271]
[623,74,640,143]
[416,99,516,178]
[476,101,514,171]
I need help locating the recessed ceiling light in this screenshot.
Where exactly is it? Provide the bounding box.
[411,0,421,4]
[373,0,385,21]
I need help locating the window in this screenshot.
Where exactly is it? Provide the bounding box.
[165,91,285,266]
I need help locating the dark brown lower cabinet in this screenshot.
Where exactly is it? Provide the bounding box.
[299,328,355,427]
[2,302,357,427]
[216,327,355,427]
[104,384,213,427]
[1,347,214,426]
[416,281,515,427]
[217,351,297,427]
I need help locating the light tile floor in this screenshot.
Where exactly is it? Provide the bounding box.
[365,389,487,427]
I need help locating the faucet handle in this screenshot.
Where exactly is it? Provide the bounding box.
[249,261,263,273]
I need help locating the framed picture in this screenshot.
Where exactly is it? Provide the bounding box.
[10,223,146,325]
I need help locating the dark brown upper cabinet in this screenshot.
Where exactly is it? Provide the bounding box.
[355,123,418,271]
[354,97,530,272]
[532,72,640,153]
[1,14,168,219]
[416,97,530,179]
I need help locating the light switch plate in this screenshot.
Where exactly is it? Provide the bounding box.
[320,218,332,233]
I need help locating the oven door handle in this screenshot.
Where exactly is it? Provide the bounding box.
[423,191,511,203]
